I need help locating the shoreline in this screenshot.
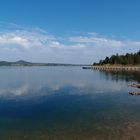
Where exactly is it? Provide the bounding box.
[92,65,140,71]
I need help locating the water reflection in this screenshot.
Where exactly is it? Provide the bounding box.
[100,70,140,83]
[0,67,139,140]
[0,67,130,100]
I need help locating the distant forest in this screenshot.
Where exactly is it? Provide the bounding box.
[93,50,140,65]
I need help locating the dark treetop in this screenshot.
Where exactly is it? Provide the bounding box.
[93,50,140,65]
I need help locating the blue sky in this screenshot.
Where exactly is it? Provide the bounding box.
[0,0,140,64]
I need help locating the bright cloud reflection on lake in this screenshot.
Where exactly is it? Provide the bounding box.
[0,67,139,140]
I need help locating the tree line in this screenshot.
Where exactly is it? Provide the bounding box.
[93,50,140,65]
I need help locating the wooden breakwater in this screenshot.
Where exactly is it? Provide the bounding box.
[92,66,140,71]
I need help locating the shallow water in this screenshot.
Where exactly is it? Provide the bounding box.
[0,66,140,140]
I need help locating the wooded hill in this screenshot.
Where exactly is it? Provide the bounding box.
[93,50,140,65]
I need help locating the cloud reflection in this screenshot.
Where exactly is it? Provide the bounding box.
[0,67,131,101]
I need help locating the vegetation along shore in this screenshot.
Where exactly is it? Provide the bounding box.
[92,50,140,71]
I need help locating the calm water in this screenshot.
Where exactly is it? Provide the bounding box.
[0,67,140,140]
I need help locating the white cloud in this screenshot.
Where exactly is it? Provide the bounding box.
[68,35,140,58]
[87,32,99,36]
[48,41,63,49]
[0,26,56,51]
[0,23,140,63]
[69,36,124,48]
[0,35,29,49]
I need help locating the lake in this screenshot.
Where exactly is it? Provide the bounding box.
[0,66,140,140]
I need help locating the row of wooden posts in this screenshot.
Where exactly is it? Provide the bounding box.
[93,66,140,71]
